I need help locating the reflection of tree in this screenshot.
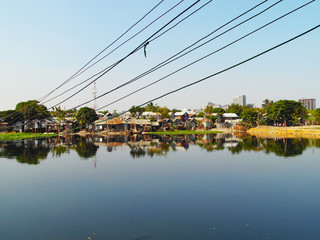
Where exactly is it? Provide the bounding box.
[75,142,98,159]
[0,142,49,165]
[261,138,308,157]
[130,147,146,158]
[228,136,263,154]
[51,146,69,157]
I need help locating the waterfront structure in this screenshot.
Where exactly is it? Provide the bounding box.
[299,99,316,110]
[233,95,246,106]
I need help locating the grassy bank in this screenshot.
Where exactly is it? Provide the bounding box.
[248,126,320,139]
[149,130,223,136]
[0,132,56,141]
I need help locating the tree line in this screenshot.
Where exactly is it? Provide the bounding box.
[1,99,320,127]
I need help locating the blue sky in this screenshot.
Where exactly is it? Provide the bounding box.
[0,0,319,112]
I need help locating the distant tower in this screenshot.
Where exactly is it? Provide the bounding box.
[93,81,97,110]
[233,95,246,106]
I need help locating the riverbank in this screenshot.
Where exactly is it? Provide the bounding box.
[248,126,320,139]
[0,132,56,141]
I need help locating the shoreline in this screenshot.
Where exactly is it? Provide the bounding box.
[248,126,320,139]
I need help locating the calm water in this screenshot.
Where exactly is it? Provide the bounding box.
[1,134,320,240]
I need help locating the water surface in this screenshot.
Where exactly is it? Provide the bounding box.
[1,134,320,239]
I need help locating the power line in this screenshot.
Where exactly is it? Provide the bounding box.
[50,0,202,109]
[6,24,318,143]
[98,0,315,110]
[122,24,320,114]
[38,0,166,102]
[1,0,168,123]
[42,0,214,105]
[74,0,280,109]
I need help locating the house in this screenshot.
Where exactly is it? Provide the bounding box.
[129,119,152,132]
[0,118,8,132]
[223,113,240,126]
[94,119,108,131]
[201,118,213,130]
[141,112,162,120]
[184,118,196,130]
[174,112,189,120]
[106,118,128,132]
[13,121,24,132]
[24,119,49,133]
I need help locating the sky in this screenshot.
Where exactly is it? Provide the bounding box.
[0,0,319,112]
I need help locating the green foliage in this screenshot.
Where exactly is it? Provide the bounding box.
[241,108,258,127]
[75,142,98,158]
[145,102,158,112]
[196,112,204,117]
[16,100,50,120]
[157,106,170,118]
[76,107,98,125]
[0,133,55,141]
[129,105,145,118]
[0,110,23,123]
[226,104,244,116]
[266,100,307,126]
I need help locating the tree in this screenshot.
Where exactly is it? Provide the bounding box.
[262,99,274,109]
[145,102,158,112]
[76,107,98,126]
[157,106,170,118]
[0,110,23,124]
[129,105,145,118]
[15,100,50,120]
[241,108,258,127]
[226,104,244,117]
[266,100,307,126]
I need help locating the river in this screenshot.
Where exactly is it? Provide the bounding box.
[1,134,320,239]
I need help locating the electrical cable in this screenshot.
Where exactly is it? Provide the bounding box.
[42,0,214,105]
[6,24,319,143]
[98,0,315,110]
[49,0,202,109]
[119,24,320,115]
[38,0,166,102]
[1,0,168,124]
[73,0,281,109]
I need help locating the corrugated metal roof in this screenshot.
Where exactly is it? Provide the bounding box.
[223,113,238,118]
[107,118,124,125]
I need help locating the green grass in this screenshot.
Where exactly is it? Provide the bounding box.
[0,132,56,141]
[149,130,223,136]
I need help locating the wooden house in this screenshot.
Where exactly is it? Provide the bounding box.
[129,119,152,133]
[201,118,213,130]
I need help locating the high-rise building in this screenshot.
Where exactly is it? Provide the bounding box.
[299,99,316,110]
[233,95,246,106]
